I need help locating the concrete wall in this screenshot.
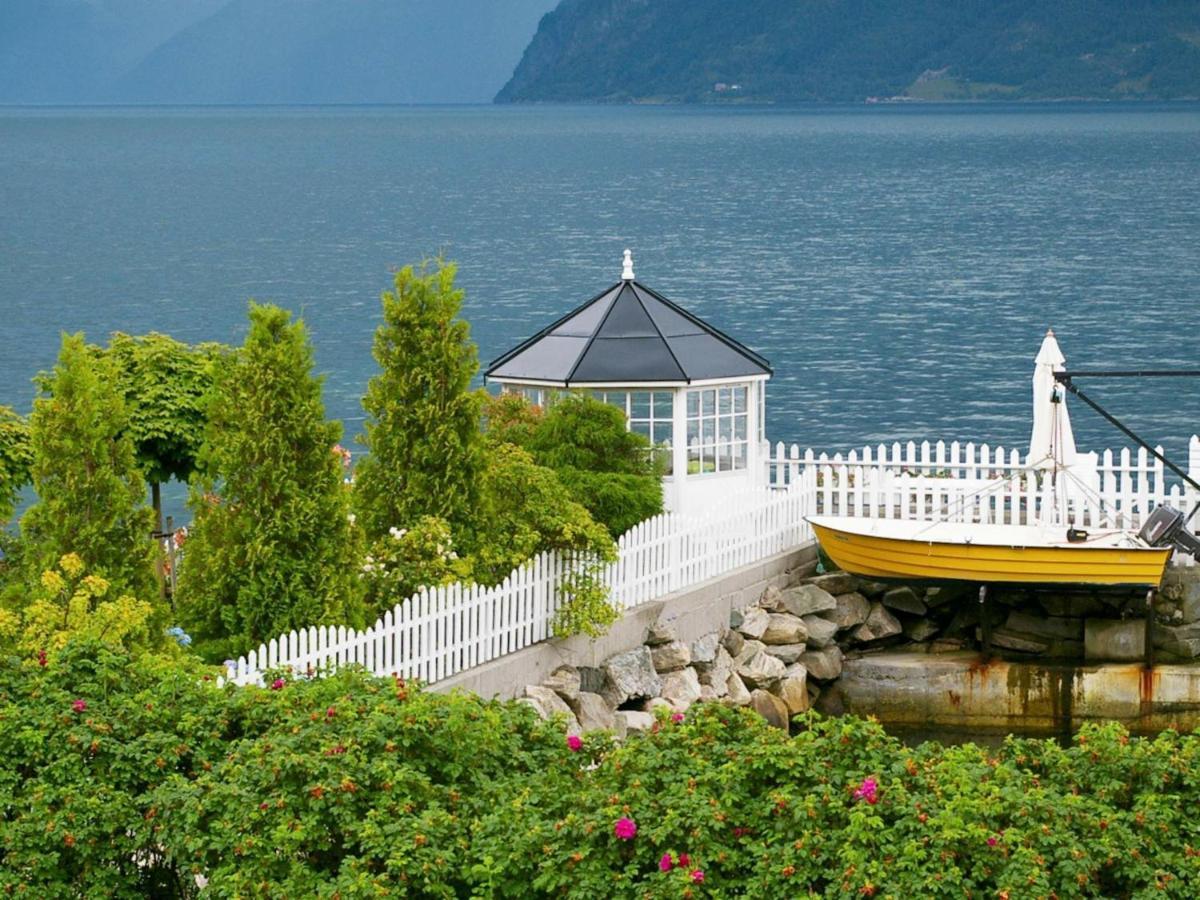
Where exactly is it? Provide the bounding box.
[433,542,817,700]
[826,650,1200,734]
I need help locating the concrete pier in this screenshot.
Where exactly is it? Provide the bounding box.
[821,650,1200,734]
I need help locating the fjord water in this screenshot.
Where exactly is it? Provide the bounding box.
[2,104,1199,463]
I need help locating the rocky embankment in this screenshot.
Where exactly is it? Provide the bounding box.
[520,563,1200,734]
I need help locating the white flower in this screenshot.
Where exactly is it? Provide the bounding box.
[389,526,402,538]
[347,513,356,525]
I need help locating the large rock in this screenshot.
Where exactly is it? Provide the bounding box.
[1039,592,1112,618]
[750,689,792,729]
[523,685,581,734]
[725,671,752,706]
[699,645,734,691]
[1162,568,1200,624]
[615,710,656,737]
[578,666,606,694]
[984,628,1049,654]
[542,666,581,704]
[882,586,927,616]
[722,629,746,658]
[690,632,722,668]
[799,645,844,682]
[1003,610,1084,642]
[806,571,857,596]
[650,640,692,673]
[903,618,940,643]
[645,619,677,646]
[736,648,786,689]
[1085,618,1145,661]
[761,643,807,665]
[779,584,838,618]
[924,583,972,609]
[601,647,662,708]
[761,613,808,645]
[573,691,616,733]
[738,606,771,640]
[1154,621,1200,659]
[758,584,784,611]
[852,602,902,643]
[823,592,871,630]
[802,615,839,649]
[788,560,819,583]
[774,665,810,714]
[661,667,703,710]
[857,580,890,598]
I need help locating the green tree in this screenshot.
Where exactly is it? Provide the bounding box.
[177,304,363,661]
[20,334,156,602]
[103,332,225,531]
[0,405,31,525]
[485,393,663,538]
[354,261,484,542]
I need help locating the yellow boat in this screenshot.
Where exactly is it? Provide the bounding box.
[807,516,1172,587]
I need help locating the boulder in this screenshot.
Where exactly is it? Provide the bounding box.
[823,592,871,630]
[924,583,972,609]
[799,645,844,682]
[789,559,820,582]
[738,607,771,640]
[903,618,940,643]
[729,607,745,630]
[650,640,692,673]
[722,629,746,658]
[852,602,902,643]
[1039,592,1111,618]
[690,632,722,668]
[699,645,734,690]
[882,586,927,616]
[1153,621,1200,659]
[523,685,581,734]
[615,710,656,736]
[758,584,784,611]
[780,584,838,618]
[774,665,810,715]
[573,691,616,733]
[984,628,1048,654]
[751,689,792,729]
[1085,618,1145,661]
[806,571,857,595]
[645,619,677,645]
[802,615,839,649]
[1162,568,1200,624]
[762,643,807,665]
[725,672,752,706]
[761,613,808,645]
[734,639,766,663]
[578,666,606,694]
[928,637,968,653]
[601,647,662,708]
[661,667,703,710]
[700,684,719,702]
[736,648,786,689]
[1003,610,1083,642]
[857,580,890,598]
[645,697,673,716]
[542,666,581,704]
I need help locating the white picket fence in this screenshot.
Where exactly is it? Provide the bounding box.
[228,434,1200,687]
[225,480,815,686]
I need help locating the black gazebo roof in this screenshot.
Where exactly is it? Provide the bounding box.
[484,278,772,386]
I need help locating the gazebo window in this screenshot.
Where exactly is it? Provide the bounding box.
[592,389,674,474]
[687,385,748,474]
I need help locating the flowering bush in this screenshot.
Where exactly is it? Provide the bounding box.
[358,515,473,612]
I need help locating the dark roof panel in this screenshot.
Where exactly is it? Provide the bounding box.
[485,275,771,386]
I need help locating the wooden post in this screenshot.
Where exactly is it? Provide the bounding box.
[980,584,993,658]
[1145,588,1156,669]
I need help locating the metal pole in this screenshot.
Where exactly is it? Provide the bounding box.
[1145,589,1156,670]
[979,585,992,658]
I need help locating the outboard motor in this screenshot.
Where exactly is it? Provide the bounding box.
[1138,506,1200,560]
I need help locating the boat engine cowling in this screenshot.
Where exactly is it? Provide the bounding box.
[1138,506,1200,560]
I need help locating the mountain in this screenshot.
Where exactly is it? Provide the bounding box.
[0,0,558,105]
[497,0,1200,103]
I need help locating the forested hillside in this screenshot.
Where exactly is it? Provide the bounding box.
[498,0,1200,103]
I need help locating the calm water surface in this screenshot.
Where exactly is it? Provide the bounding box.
[2,104,1199,468]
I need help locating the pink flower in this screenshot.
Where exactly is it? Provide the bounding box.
[671,712,684,723]
[659,852,673,871]
[679,852,690,867]
[566,734,583,752]
[613,817,637,840]
[37,649,48,668]
[326,706,336,719]
[72,699,86,713]
[270,678,285,691]
[691,869,705,883]
[853,776,879,805]
[987,835,998,847]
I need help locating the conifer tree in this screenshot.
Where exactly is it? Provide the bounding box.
[0,405,31,525]
[20,334,156,600]
[354,261,484,541]
[177,304,362,660]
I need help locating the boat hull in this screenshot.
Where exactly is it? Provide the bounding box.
[810,520,1171,588]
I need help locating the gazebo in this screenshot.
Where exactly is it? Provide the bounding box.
[484,251,773,514]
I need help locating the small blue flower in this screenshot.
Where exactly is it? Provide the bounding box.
[166,626,192,647]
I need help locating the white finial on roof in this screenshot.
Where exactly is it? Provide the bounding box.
[622,248,635,281]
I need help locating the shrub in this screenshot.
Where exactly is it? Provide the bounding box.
[359,515,473,614]
[0,405,31,525]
